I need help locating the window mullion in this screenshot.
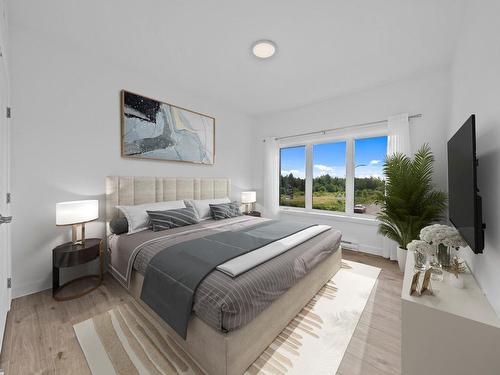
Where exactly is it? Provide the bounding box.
[345,138,354,214]
[305,144,313,210]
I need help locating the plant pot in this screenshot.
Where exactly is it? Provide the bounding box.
[397,247,407,273]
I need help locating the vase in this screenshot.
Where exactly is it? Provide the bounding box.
[437,244,451,268]
[429,253,443,281]
[414,251,427,271]
[449,273,464,289]
[397,247,407,273]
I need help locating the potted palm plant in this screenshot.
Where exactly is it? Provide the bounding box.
[377,144,447,272]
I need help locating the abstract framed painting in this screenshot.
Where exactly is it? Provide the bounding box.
[121,90,215,164]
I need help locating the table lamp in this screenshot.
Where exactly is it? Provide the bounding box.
[56,200,99,245]
[241,191,256,214]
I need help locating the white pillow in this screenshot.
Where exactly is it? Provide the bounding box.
[186,197,230,220]
[116,200,186,234]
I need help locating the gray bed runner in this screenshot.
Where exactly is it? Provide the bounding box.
[141,220,314,339]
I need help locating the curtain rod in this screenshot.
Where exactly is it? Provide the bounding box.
[266,113,422,142]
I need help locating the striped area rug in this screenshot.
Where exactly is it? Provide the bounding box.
[74,260,380,375]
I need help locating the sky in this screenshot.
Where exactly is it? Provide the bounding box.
[280,136,388,179]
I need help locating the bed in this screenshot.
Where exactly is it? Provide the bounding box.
[106,176,342,375]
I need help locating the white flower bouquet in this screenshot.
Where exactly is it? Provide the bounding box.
[418,224,467,274]
[419,224,467,250]
[407,239,435,256]
[407,239,434,271]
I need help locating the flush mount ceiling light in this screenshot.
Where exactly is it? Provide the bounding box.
[252,40,277,59]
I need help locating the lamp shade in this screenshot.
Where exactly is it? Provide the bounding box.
[241,191,256,204]
[56,200,99,225]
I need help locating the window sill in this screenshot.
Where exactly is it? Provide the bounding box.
[279,207,380,226]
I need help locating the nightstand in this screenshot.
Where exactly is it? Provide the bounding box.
[52,238,103,301]
[244,211,261,217]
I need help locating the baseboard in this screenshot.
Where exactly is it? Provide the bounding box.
[12,279,52,299]
[13,261,101,299]
[354,244,383,257]
[0,309,6,353]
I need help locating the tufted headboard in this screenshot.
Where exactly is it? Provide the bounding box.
[105,176,231,235]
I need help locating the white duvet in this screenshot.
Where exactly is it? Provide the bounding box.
[216,224,331,277]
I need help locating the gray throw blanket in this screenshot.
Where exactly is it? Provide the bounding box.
[141,220,314,339]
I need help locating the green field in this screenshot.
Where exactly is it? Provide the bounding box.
[280,190,382,213]
[280,174,384,214]
[280,192,305,208]
[312,192,345,211]
[280,191,346,211]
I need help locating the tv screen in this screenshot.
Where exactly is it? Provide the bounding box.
[447,114,484,253]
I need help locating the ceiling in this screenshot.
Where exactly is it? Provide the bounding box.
[9,0,465,116]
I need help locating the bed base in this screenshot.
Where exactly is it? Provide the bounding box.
[127,247,342,375]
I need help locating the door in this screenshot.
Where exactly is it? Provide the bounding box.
[0,32,11,353]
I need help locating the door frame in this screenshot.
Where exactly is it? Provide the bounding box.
[0,0,11,354]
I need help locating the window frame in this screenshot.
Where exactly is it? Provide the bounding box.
[311,140,348,213]
[279,145,307,208]
[278,127,387,219]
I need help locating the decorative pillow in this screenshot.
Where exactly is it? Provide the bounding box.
[147,206,200,232]
[184,198,230,220]
[116,200,186,234]
[110,217,128,235]
[209,202,242,220]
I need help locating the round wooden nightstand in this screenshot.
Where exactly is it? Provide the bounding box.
[52,238,103,301]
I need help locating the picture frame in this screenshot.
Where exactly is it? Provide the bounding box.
[120,90,215,165]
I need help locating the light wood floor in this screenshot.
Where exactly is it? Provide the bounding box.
[0,250,402,375]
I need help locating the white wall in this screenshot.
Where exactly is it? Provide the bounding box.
[449,0,500,316]
[9,26,254,297]
[251,69,451,254]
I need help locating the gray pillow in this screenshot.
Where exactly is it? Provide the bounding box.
[110,217,129,235]
[209,202,242,220]
[147,206,200,232]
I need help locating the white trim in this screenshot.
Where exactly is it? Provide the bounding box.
[12,279,52,299]
[305,144,313,209]
[345,138,354,214]
[0,4,10,354]
[356,244,384,256]
[279,207,380,226]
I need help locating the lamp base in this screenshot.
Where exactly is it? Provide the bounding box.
[71,223,87,246]
[243,202,256,214]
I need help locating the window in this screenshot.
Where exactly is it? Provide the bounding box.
[312,142,346,212]
[279,134,388,217]
[280,146,306,208]
[354,136,388,215]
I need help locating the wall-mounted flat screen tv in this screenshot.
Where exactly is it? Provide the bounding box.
[447,114,484,253]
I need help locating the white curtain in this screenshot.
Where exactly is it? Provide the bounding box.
[387,113,411,156]
[382,113,411,260]
[263,137,280,218]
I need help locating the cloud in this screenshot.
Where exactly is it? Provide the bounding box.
[313,164,334,176]
[366,173,383,179]
[314,164,347,177]
[281,169,305,179]
[356,171,385,179]
[355,163,385,179]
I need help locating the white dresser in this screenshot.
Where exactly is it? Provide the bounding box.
[401,251,500,375]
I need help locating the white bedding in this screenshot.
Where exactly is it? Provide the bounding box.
[216,224,332,277]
